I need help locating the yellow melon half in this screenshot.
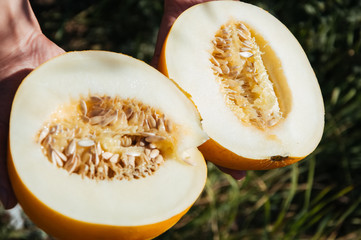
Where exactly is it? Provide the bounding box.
[8,51,208,239]
[159,1,324,170]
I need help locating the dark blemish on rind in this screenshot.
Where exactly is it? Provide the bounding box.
[271,155,288,161]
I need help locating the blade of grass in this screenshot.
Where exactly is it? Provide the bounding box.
[325,195,361,239]
[311,213,334,240]
[334,195,361,227]
[310,185,334,206]
[286,186,354,238]
[263,196,271,239]
[271,163,299,232]
[303,156,316,211]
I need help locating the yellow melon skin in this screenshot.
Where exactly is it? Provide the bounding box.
[8,153,188,240]
[198,138,302,170]
[7,51,208,240]
[159,1,324,171]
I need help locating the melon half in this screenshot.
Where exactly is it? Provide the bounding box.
[8,51,208,240]
[159,1,325,170]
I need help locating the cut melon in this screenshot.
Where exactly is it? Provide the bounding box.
[159,1,324,170]
[8,51,208,240]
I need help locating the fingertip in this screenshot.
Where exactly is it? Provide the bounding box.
[0,186,17,210]
[216,166,246,180]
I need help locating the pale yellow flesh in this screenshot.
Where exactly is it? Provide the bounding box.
[9,51,208,226]
[162,1,324,160]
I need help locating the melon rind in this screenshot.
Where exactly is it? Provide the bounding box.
[8,51,208,239]
[160,1,324,169]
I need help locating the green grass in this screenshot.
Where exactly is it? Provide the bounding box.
[1,0,361,239]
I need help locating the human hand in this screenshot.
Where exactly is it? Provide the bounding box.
[0,0,64,209]
[151,0,245,180]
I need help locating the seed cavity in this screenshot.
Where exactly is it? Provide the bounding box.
[210,20,283,129]
[37,95,176,181]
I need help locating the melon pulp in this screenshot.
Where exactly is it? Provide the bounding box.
[8,51,208,239]
[159,1,324,170]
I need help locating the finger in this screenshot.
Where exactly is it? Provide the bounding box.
[0,150,17,209]
[216,165,246,180]
[0,69,31,209]
[151,0,239,69]
[151,14,174,69]
[151,0,209,68]
[0,128,16,209]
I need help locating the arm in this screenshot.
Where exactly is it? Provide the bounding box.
[0,0,64,209]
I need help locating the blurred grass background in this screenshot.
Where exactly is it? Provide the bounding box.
[1,0,361,239]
